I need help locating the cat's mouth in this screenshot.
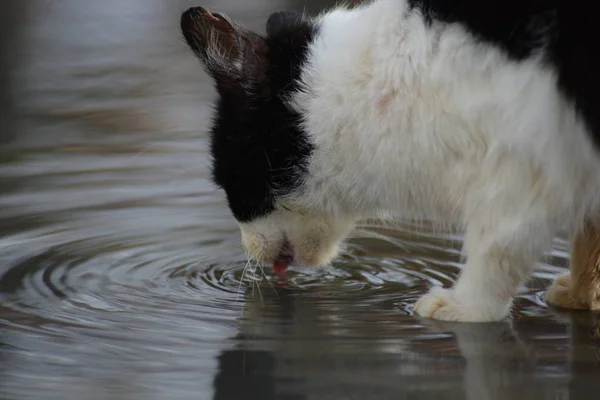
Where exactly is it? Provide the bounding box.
[273,239,294,274]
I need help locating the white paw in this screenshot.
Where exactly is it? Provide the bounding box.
[414,287,509,322]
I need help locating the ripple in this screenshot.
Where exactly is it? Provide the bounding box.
[0,226,456,331]
[0,222,567,337]
[0,211,575,400]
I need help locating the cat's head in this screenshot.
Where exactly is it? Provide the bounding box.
[181,7,353,269]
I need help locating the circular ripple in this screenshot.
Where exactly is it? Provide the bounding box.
[0,219,575,400]
[0,222,567,339]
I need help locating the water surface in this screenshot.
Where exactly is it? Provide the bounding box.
[1,1,599,399]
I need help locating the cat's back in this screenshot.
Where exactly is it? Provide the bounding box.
[550,2,600,148]
[408,0,600,147]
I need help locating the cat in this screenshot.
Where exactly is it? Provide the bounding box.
[180,0,600,322]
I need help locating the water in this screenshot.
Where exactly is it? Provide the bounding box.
[1,1,599,399]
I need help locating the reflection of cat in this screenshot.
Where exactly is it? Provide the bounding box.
[180,0,600,322]
[0,1,23,145]
[425,320,575,400]
[550,309,600,399]
[212,287,575,399]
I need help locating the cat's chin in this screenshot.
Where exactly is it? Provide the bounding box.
[239,208,353,272]
[264,235,343,271]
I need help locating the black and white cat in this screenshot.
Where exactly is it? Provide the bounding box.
[180,0,600,322]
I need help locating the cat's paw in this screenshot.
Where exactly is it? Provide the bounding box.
[414,287,468,321]
[414,286,508,322]
[545,272,588,310]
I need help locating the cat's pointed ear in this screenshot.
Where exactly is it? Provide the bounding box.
[181,7,268,88]
[266,11,303,37]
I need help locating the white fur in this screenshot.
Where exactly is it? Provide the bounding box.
[241,205,354,267]
[241,0,600,321]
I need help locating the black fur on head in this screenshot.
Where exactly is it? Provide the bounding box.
[181,7,317,223]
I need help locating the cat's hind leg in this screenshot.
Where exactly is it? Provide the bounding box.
[546,219,600,310]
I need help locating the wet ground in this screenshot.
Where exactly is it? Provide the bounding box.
[1,1,600,399]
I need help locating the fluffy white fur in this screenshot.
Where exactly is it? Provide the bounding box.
[240,0,600,322]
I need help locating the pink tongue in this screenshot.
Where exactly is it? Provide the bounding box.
[273,259,289,275]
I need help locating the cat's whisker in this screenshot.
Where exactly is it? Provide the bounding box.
[257,262,280,300]
[236,257,252,304]
[252,261,264,303]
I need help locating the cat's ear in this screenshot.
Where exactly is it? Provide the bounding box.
[181,7,268,89]
[266,11,303,37]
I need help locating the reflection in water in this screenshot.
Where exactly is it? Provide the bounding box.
[212,287,582,399]
[0,1,22,145]
[213,350,280,400]
[0,0,600,399]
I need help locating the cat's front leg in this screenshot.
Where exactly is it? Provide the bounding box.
[414,255,527,322]
[415,204,553,322]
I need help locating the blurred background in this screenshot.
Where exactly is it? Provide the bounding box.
[0,1,599,399]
